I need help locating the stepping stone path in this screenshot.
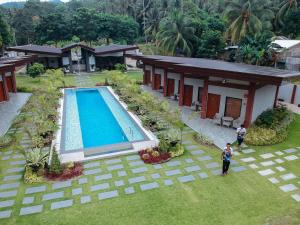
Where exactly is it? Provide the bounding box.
[284,155,298,161]
[185,165,201,173]
[0,190,18,198]
[107,164,124,171]
[125,187,135,194]
[129,161,144,167]
[198,156,212,161]
[0,210,11,218]
[164,179,173,186]
[291,194,300,202]
[151,173,160,179]
[52,181,72,190]
[167,161,181,167]
[140,182,159,191]
[91,183,109,192]
[153,164,162,169]
[118,171,127,177]
[165,169,181,176]
[241,157,256,162]
[242,149,255,154]
[275,151,284,156]
[95,174,112,181]
[248,164,259,169]
[6,167,24,173]
[258,169,275,176]
[126,155,140,161]
[276,166,285,172]
[279,184,298,192]
[191,150,204,155]
[78,177,88,184]
[178,175,195,183]
[205,162,219,169]
[10,160,26,166]
[0,199,15,208]
[3,174,22,181]
[84,168,101,175]
[84,162,100,169]
[51,200,73,210]
[275,159,284,164]
[211,169,222,175]
[260,153,274,159]
[20,205,43,215]
[115,180,125,187]
[105,158,122,165]
[128,176,146,184]
[132,167,148,174]
[22,196,34,205]
[260,161,276,167]
[25,185,46,194]
[98,191,118,200]
[80,196,91,204]
[0,182,20,190]
[231,166,247,172]
[268,178,279,184]
[198,172,208,179]
[72,188,82,196]
[42,192,64,201]
[280,173,297,181]
[185,158,194,163]
[185,146,197,150]
[283,148,297,154]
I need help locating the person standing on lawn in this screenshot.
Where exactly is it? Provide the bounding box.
[221,143,233,176]
[236,124,246,151]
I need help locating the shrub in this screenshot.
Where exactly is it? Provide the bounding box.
[49,149,62,175]
[25,148,49,172]
[45,162,83,181]
[169,143,185,158]
[28,63,44,78]
[139,148,171,164]
[193,133,213,146]
[114,63,126,72]
[244,126,278,145]
[24,166,44,184]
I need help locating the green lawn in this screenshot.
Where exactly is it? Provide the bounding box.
[1,73,299,225]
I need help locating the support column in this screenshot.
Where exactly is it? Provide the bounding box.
[1,72,9,101]
[274,85,280,108]
[201,78,208,119]
[142,65,146,85]
[291,84,297,104]
[179,73,184,106]
[151,65,155,89]
[244,82,256,128]
[11,69,17,93]
[163,69,168,97]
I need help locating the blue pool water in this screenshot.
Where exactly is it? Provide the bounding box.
[63,87,145,151]
[76,89,127,148]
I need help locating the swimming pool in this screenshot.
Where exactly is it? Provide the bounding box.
[60,87,148,155]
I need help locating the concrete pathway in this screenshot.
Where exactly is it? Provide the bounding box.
[280,102,300,115]
[142,85,236,149]
[74,73,93,87]
[0,93,31,137]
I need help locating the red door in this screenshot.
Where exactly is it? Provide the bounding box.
[183,85,193,106]
[6,76,13,92]
[154,74,161,90]
[0,81,5,102]
[206,93,221,118]
[167,79,175,96]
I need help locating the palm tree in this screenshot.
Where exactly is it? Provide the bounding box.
[276,0,298,26]
[155,10,197,56]
[224,0,274,44]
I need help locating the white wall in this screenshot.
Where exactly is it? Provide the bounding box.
[5,72,12,77]
[145,65,153,82]
[208,85,247,120]
[294,85,300,106]
[252,85,277,122]
[184,78,204,103]
[278,83,293,102]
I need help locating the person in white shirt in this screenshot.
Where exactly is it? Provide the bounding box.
[236,124,246,151]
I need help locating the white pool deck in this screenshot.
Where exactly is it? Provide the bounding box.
[0,93,31,137]
[55,87,158,163]
[142,85,236,149]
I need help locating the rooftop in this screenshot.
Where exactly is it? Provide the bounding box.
[272,40,300,49]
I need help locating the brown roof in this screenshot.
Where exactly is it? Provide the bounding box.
[129,54,300,79]
[7,43,138,56]
[94,44,138,55]
[7,44,61,55]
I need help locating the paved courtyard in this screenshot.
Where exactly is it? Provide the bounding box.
[142,85,236,149]
[0,93,31,137]
[0,126,299,219]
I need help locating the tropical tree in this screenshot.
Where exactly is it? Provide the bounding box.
[276,0,298,26]
[224,0,274,44]
[281,7,300,38]
[0,13,13,52]
[156,10,197,56]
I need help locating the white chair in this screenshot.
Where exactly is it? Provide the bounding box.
[213,113,222,126]
[222,119,232,127]
[233,117,243,128]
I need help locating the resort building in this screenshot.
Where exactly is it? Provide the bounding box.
[0,55,35,103]
[127,54,300,128]
[6,43,139,73]
[278,82,300,107]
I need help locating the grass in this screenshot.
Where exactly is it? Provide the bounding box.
[1,73,299,225]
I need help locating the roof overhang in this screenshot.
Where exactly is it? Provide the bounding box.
[95,46,139,56]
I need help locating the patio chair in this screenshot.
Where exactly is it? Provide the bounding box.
[212,113,222,126]
[232,117,243,129]
[222,119,232,128]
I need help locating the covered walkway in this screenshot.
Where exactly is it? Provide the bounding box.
[142,85,236,149]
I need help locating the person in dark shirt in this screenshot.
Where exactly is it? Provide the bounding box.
[221,143,233,176]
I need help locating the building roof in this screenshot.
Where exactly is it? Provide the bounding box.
[7,43,138,56]
[127,54,300,85]
[0,55,35,72]
[272,40,300,49]
[7,44,62,55]
[94,44,138,55]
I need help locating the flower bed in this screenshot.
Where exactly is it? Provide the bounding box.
[139,148,171,164]
[44,162,83,181]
